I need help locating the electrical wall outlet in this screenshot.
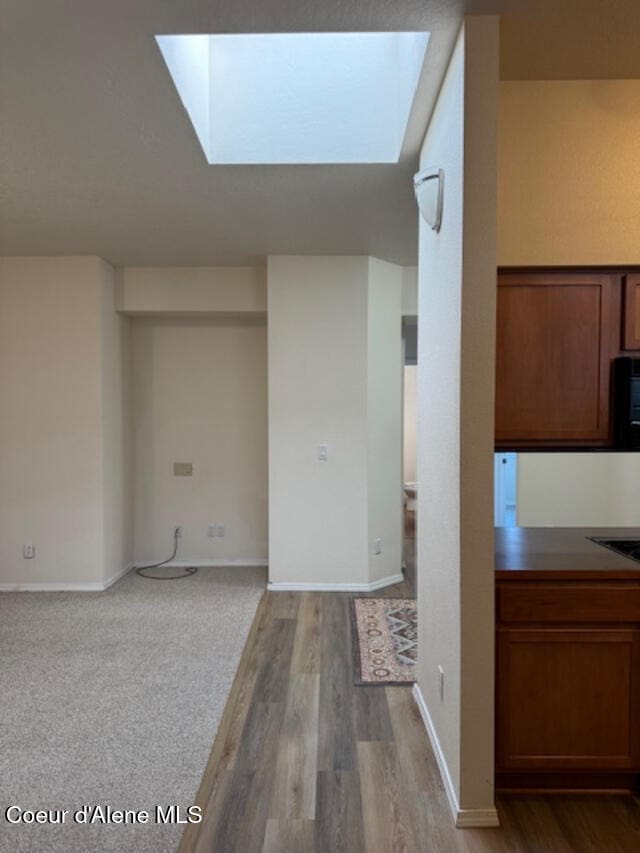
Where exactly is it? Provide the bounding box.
[23,543,35,559]
[207,524,217,538]
[438,665,445,701]
[373,538,382,555]
[175,526,183,539]
[216,524,225,538]
[317,444,328,462]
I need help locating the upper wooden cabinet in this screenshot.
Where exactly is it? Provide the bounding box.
[624,274,640,350]
[496,272,617,446]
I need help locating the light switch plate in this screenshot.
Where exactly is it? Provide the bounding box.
[173,462,193,476]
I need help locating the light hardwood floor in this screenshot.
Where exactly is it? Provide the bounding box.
[179,538,640,852]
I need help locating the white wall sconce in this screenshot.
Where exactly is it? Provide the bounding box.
[413,167,444,232]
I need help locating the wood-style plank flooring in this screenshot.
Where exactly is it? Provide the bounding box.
[179,532,640,852]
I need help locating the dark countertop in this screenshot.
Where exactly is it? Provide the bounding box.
[495,527,640,580]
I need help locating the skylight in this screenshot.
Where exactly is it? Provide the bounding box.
[155,32,430,165]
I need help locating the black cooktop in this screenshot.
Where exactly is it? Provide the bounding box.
[590,538,640,564]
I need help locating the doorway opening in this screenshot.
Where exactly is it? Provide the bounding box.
[403,318,418,539]
[494,452,517,527]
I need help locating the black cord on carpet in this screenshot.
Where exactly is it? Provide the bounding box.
[136,566,197,580]
[135,529,198,580]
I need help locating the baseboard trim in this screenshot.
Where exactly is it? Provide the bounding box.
[0,561,134,593]
[412,684,500,829]
[267,572,403,593]
[135,558,268,569]
[103,562,134,590]
[0,558,267,593]
[0,581,106,592]
[454,808,501,829]
[412,684,461,824]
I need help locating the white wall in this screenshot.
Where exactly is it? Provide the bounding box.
[267,255,403,587]
[99,260,133,584]
[402,266,418,316]
[367,258,403,583]
[403,366,417,483]
[498,80,640,266]
[268,256,370,585]
[0,257,132,588]
[517,453,640,527]
[117,266,266,315]
[417,31,463,813]
[131,317,268,564]
[416,18,498,821]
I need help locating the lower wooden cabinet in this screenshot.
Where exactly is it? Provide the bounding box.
[496,580,640,791]
[497,627,640,772]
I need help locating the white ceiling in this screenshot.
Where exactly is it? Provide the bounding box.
[1,0,639,267]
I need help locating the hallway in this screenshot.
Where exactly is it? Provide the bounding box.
[179,543,640,852]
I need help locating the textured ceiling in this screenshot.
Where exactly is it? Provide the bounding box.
[1,0,639,267]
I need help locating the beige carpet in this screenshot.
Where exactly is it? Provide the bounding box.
[0,566,266,853]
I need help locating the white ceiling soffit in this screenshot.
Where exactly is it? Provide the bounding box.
[155,32,430,165]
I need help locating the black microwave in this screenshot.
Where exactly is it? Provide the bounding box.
[614,357,640,450]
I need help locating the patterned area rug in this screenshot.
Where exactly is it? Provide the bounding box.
[351,598,417,685]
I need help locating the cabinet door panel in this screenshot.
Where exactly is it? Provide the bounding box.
[624,274,640,350]
[496,273,615,443]
[497,628,640,771]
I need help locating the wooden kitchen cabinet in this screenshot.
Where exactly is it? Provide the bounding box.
[495,529,640,792]
[496,271,618,446]
[624,273,640,350]
[496,625,640,775]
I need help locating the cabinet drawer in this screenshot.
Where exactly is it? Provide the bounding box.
[498,583,640,624]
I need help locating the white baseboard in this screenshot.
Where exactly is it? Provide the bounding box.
[0,562,134,593]
[0,581,107,592]
[267,572,403,593]
[0,558,267,593]
[103,562,134,590]
[135,558,268,569]
[453,808,501,829]
[412,684,500,829]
